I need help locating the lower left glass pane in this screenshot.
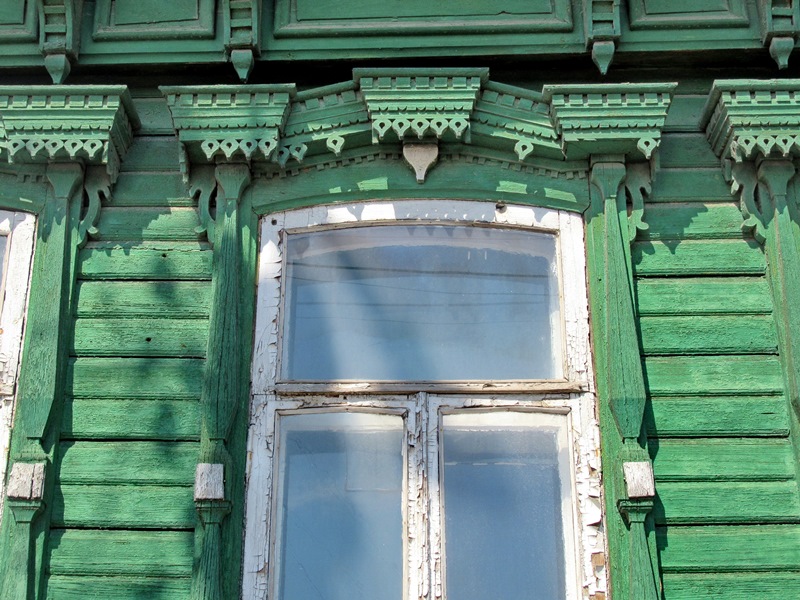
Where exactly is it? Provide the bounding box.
[273,412,404,600]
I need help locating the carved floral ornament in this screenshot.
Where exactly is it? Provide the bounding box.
[161,70,677,182]
[0,86,140,183]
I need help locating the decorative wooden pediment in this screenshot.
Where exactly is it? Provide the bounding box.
[0,85,140,182]
[543,83,677,159]
[160,85,296,180]
[702,79,800,162]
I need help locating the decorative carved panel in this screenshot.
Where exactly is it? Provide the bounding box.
[273,0,573,37]
[93,0,215,40]
[0,0,37,42]
[628,0,749,28]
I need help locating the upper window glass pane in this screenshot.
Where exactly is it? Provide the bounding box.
[281,225,562,381]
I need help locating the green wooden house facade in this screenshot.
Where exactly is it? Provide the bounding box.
[0,1,799,599]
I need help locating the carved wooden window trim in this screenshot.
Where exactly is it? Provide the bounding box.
[0,210,36,523]
[243,199,607,599]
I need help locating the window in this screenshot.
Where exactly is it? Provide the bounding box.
[245,201,606,600]
[0,210,36,522]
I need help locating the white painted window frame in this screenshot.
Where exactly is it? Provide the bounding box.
[0,210,36,523]
[244,200,607,600]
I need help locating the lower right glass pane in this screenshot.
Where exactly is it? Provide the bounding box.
[442,411,573,600]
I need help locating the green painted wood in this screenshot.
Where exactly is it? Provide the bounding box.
[131,96,178,136]
[58,442,197,485]
[112,173,193,207]
[121,137,183,172]
[75,281,211,319]
[649,169,733,203]
[654,481,800,524]
[644,355,784,396]
[658,134,720,168]
[67,358,204,400]
[663,96,707,133]
[640,203,748,240]
[52,485,194,529]
[635,277,772,315]
[48,530,194,577]
[62,398,201,441]
[657,525,800,572]
[78,243,212,280]
[633,239,766,276]
[662,573,800,599]
[646,396,790,437]
[650,439,796,481]
[47,576,191,600]
[97,208,203,242]
[639,315,776,355]
[71,318,209,358]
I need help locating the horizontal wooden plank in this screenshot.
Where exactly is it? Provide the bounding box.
[655,481,800,524]
[634,239,765,277]
[131,96,177,136]
[97,208,202,242]
[641,203,746,240]
[643,355,784,396]
[48,530,193,577]
[663,95,706,133]
[62,398,200,441]
[112,172,193,207]
[53,485,195,529]
[662,572,800,600]
[78,243,212,281]
[636,277,772,315]
[646,396,790,437]
[121,137,181,172]
[650,439,795,482]
[650,169,733,203]
[658,133,720,168]
[47,576,190,600]
[59,441,197,485]
[658,525,800,572]
[75,281,211,318]
[67,358,204,400]
[639,315,776,355]
[72,318,209,358]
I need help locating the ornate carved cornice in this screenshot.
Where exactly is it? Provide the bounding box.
[160,85,296,181]
[542,83,677,160]
[0,85,140,183]
[353,68,488,144]
[702,79,800,163]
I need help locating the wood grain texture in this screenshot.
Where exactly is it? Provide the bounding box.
[640,203,748,240]
[649,169,732,202]
[97,208,202,242]
[646,396,790,437]
[639,315,776,355]
[52,485,194,528]
[650,438,796,481]
[121,137,183,173]
[46,576,190,600]
[48,530,194,576]
[67,357,204,400]
[634,239,765,276]
[643,355,784,396]
[71,318,209,357]
[78,243,212,280]
[662,572,800,599]
[655,480,800,524]
[657,525,800,572]
[61,398,200,441]
[75,281,211,318]
[112,172,193,207]
[636,277,771,315]
[658,134,720,168]
[58,442,198,485]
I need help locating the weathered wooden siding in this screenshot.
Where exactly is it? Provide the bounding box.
[637,86,800,600]
[46,109,211,598]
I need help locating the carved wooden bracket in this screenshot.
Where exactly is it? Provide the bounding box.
[223,0,261,82]
[36,0,83,83]
[585,0,621,75]
[759,0,800,69]
[161,85,296,181]
[543,83,677,160]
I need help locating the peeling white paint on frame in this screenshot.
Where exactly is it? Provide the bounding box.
[0,210,36,524]
[243,200,607,599]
